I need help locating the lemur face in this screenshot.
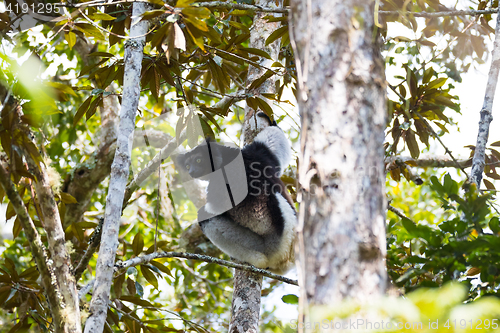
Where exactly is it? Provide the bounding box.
[176,147,212,178]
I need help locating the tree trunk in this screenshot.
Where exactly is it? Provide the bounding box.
[83,3,149,332]
[290,0,387,326]
[470,7,500,186]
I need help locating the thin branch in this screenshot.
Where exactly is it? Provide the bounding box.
[176,75,247,99]
[123,129,186,209]
[387,204,415,223]
[115,251,299,286]
[471,7,500,186]
[414,110,470,178]
[78,7,157,40]
[379,9,498,17]
[205,44,283,76]
[74,218,104,282]
[388,84,469,177]
[194,1,288,14]
[385,155,472,169]
[79,280,94,300]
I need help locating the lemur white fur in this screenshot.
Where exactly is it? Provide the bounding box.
[253,126,291,176]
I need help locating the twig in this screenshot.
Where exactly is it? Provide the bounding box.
[388,84,469,177]
[176,75,244,99]
[387,204,415,223]
[385,155,472,169]
[204,44,283,76]
[123,129,186,209]
[194,1,288,14]
[414,110,470,178]
[74,218,104,282]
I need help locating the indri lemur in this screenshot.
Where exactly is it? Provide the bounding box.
[176,112,296,274]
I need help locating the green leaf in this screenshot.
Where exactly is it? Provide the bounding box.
[47,82,77,97]
[405,129,420,159]
[422,67,434,83]
[228,20,249,33]
[65,31,76,49]
[89,12,116,21]
[490,140,500,147]
[483,178,496,190]
[177,0,198,7]
[151,261,172,276]
[141,9,167,20]
[132,233,144,256]
[282,294,298,304]
[85,95,102,121]
[265,25,288,45]
[489,217,500,234]
[427,77,447,90]
[73,95,93,126]
[141,265,159,289]
[182,6,211,19]
[88,52,114,58]
[60,192,78,204]
[247,70,274,91]
[120,295,155,308]
[255,97,273,118]
[407,67,418,98]
[74,23,105,40]
[240,47,272,60]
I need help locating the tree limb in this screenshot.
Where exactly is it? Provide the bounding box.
[471,7,500,186]
[84,3,149,332]
[74,218,104,282]
[385,155,472,169]
[123,129,186,209]
[115,251,299,286]
[195,1,288,14]
[23,148,81,332]
[0,161,66,332]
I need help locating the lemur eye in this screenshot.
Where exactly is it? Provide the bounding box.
[196,158,202,163]
[185,164,190,170]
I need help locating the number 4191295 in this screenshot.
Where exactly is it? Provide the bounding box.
[4,2,62,14]
[443,319,498,330]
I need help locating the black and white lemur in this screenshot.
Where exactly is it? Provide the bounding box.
[176,112,296,274]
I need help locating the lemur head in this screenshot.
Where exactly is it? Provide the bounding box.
[176,138,240,178]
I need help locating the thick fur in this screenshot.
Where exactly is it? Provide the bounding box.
[176,117,296,274]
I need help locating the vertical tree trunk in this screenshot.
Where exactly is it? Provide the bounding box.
[290,0,387,325]
[84,3,148,332]
[470,7,500,186]
[229,1,284,332]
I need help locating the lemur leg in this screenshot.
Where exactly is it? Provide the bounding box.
[198,212,269,268]
[265,192,297,270]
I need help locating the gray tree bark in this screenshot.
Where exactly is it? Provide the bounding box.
[290,0,387,328]
[470,7,500,186]
[83,3,149,332]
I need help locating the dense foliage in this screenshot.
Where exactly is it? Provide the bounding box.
[0,0,498,331]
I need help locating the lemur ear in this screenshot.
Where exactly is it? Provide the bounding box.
[256,111,277,126]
